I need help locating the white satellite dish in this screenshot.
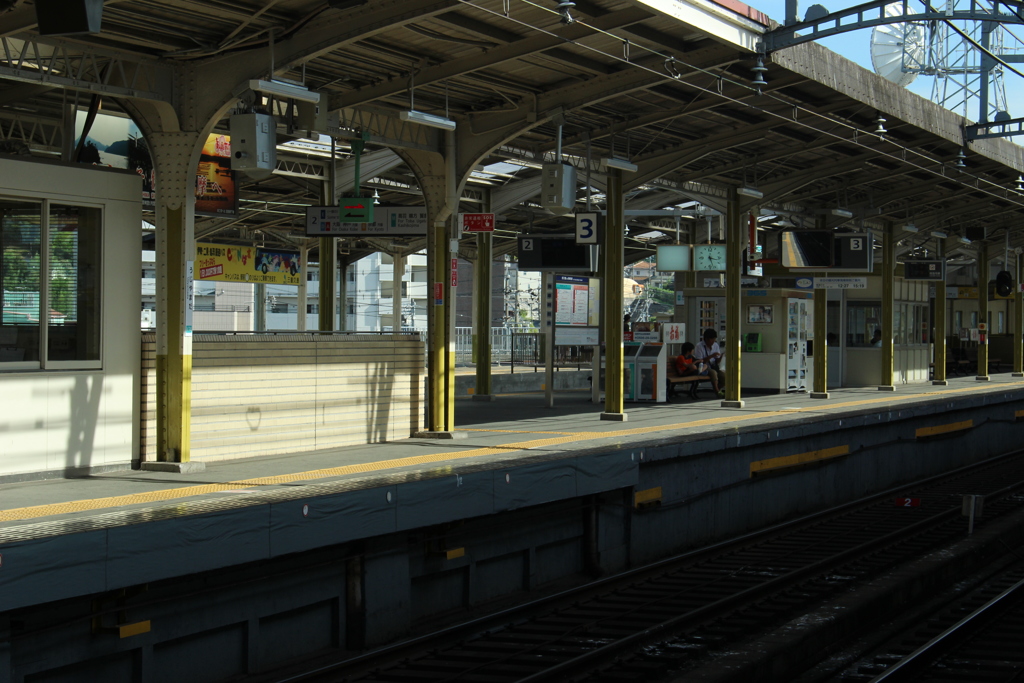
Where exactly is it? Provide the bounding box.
[870,3,927,87]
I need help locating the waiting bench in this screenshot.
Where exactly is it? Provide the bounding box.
[666,359,714,399]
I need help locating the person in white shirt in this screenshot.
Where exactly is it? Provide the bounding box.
[694,328,726,398]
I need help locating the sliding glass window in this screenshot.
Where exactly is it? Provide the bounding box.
[0,198,101,369]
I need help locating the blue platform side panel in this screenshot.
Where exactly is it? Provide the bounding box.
[575,451,638,496]
[396,470,493,530]
[106,506,272,587]
[0,531,108,612]
[270,486,399,557]
[492,460,578,512]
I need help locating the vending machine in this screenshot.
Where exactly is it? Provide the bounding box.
[786,298,810,392]
[634,343,668,402]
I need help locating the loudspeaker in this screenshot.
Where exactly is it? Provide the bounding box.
[996,270,1014,297]
[540,163,577,216]
[35,0,104,35]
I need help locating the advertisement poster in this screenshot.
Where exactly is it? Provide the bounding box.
[75,112,155,209]
[195,242,301,286]
[195,134,237,217]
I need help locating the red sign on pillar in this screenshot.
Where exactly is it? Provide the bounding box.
[459,213,495,232]
[434,282,444,305]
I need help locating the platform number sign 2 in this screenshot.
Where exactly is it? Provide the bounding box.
[576,212,598,245]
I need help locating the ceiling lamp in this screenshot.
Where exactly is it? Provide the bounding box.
[832,208,854,218]
[931,230,948,239]
[737,186,763,199]
[903,222,919,233]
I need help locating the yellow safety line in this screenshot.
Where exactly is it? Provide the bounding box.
[1,381,1020,524]
[460,429,581,435]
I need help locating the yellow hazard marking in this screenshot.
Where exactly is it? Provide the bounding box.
[915,420,973,438]
[750,445,851,476]
[634,487,663,507]
[1015,409,1024,421]
[445,548,465,560]
[0,381,1019,524]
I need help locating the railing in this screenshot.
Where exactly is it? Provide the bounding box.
[454,327,594,370]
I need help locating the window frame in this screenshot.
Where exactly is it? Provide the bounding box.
[1,197,103,372]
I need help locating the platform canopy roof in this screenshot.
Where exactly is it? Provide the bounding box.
[2,0,1024,266]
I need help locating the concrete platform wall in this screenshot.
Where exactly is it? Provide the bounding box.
[140,333,425,462]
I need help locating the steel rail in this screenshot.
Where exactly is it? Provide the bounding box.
[266,450,1024,683]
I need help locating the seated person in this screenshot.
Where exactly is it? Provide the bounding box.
[694,328,726,398]
[675,342,699,376]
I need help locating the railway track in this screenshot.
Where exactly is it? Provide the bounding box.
[269,451,1024,683]
[838,557,1024,681]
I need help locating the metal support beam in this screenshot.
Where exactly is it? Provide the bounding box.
[297,244,309,332]
[393,250,405,333]
[811,216,829,398]
[149,131,204,470]
[722,189,744,408]
[601,168,626,421]
[977,243,990,380]
[1015,251,1024,377]
[880,222,895,391]
[474,191,494,401]
[933,241,948,385]
[319,174,338,331]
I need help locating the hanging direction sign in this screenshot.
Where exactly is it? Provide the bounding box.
[306,206,428,236]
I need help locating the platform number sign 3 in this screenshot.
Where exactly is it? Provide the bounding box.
[850,237,864,251]
[576,212,598,244]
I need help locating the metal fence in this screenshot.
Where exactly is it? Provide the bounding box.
[454,327,594,370]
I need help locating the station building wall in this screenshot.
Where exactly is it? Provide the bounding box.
[0,158,141,479]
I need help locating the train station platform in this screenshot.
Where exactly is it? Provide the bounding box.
[2,373,1020,532]
[4,372,1024,682]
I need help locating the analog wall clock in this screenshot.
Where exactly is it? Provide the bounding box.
[694,244,727,271]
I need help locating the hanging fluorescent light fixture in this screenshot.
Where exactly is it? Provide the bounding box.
[902,223,919,233]
[831,208,853,218]
[931,230,948,239]
[602,157,638,172]
[960,236,972,244]
[400,110,456,130]
[247,80,321,104]
[736,186,763,199]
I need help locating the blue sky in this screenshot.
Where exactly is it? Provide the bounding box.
[748,0,1024,121]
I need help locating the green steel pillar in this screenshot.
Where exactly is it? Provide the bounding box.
[977,242,990,380]
[601,167,626,421]
[1015,251,1024,377]
[474,198,494,401]
[880,221,896,391]
[722,189,744,407]
[933,240,948,385]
